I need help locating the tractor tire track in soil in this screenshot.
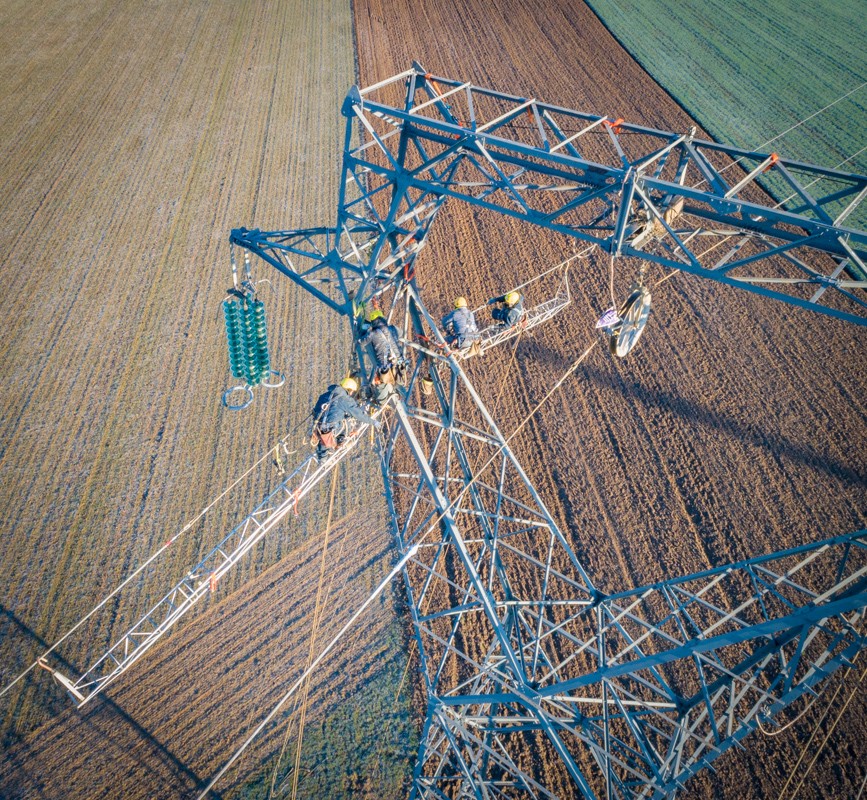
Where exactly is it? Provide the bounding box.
[0,516,403,799]
[353,0,866,798]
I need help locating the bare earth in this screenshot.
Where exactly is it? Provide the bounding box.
[0,0,865,798]
[0,0,403,798]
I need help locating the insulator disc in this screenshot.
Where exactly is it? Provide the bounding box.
[609,286,652,358]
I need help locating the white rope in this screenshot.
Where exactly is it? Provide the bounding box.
[785,664,867,798]
[757,693,821,736]
[196,544,419,800]
[754,81,867,155]
[691,80,867,188]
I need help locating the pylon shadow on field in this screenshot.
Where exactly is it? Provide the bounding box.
[527,343,866,488]
[0,605,207,798]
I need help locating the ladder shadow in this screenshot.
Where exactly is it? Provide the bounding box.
[528,343,866,487]
[0,605,212,799]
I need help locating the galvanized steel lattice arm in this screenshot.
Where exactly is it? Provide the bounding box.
[34,64,865,800]
[223,65,867,798]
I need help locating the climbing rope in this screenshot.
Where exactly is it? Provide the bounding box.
[272,506,374,796]
[289,468,339,800]
[488,330,524,418]
[196,545,419,800]
[858,766,867,800]
[786,669,867,800]
[269,460,373,799]
[267,469,339,799]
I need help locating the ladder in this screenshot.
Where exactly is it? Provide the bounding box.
[459,269,571,359]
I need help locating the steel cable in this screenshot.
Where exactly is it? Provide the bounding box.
[775,627,865,800]
[195,545,419,800]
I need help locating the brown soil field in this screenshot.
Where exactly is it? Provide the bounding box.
[1,513,409,799]
[0,0,864,798]
[352,0,866,799]
[0,1,407,798]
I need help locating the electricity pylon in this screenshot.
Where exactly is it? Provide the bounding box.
[224,65,867,797]
[52,64,866,797]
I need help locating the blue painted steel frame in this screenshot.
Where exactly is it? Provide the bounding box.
[227,65,867,799]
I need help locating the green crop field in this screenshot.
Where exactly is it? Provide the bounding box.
[586,0,867,209]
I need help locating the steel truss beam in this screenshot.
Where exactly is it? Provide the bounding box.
[233,63,867,326]
[54,421,377,707]
[378,283,867,799]
[225,65,867,798]
[55,66,865,799]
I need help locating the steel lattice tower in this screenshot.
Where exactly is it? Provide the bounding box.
[54,65,867,798]
[225,65,867,798]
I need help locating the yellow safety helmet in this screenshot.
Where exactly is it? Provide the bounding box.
[505,291,521,307]
[340,376,359,393]
[454,296,468,309]
[367,309,385,323]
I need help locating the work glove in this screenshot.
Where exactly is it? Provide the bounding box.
[373,420,383,431]
[486,297,497,305]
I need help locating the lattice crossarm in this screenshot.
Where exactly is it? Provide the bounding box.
[637,175,867,259]
[229,227,351,314]
[537,583,866,699]
[62,434,374,707]
[343,67,867,326]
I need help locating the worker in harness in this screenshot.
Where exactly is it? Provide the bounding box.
[311,377,379,460]
[361,310,407,400]
[488,290,525,328]
[441,296,481,355]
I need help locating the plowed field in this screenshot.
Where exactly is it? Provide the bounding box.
[0,0,865,798]
[354,0,866,798]
[0,0,411,797]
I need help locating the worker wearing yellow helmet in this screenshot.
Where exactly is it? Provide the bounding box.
[442,296,481,353]
[311,376,379,460]
[361,308,403,378]
[488,289,525,328]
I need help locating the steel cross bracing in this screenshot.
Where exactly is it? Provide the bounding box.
[371,283,867,800]
[223,65,867,798]
[231,63,867,327]
[50,64,865,798]
[406,529,866,799]
[61,421,375,707]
